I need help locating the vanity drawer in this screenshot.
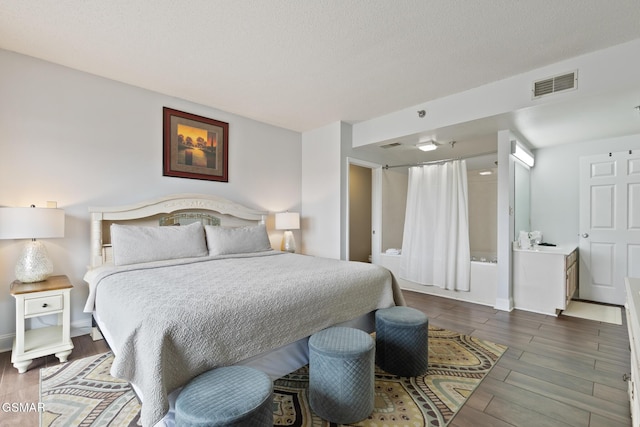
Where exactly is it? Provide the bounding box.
[24,295,63,316]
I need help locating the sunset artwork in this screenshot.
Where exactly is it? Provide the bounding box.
[163,107,228,182]
[176,124,218,169]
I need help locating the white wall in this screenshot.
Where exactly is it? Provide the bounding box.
[531,133,640,245]
[352,39,640,148]
[0,49,301,351]
[302,121,392,260]
[301,122,341,258]
[347,41,640,312]
[340,123,392,260]
[496,131,515,311]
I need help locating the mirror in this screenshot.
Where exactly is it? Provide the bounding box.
[514,161,531,236]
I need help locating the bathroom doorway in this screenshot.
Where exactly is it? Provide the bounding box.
[346,158,382,263]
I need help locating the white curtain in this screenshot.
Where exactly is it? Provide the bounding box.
[400,160,470,291]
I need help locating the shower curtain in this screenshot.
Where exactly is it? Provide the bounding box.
[400,160,470,291]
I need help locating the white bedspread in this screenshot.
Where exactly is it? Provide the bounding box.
[84,251,402,427]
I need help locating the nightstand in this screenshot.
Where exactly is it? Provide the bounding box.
[10,275,74,373]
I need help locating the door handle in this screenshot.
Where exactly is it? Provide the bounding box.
[579,233,589,238]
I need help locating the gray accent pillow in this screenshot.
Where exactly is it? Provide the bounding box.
[111,221,208,266]
[205,224,272,256]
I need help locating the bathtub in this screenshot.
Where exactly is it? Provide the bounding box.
[470,251,497,263]
[378,253,498,307]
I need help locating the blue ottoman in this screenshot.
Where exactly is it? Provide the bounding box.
[375,306,429,376]
[308,327,375,424]
[175,366,273,427]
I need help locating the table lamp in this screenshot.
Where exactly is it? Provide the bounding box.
[275,212,300,253]
[0,204,65,283]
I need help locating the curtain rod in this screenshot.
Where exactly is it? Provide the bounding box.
[383,150,498,170]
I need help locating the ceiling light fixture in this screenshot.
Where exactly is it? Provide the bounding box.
[417,138,438,152]
[478,170,493,176]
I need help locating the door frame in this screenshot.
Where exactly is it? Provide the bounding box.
[345,157,382,263]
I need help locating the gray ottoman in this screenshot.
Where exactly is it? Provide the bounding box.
[308,326,375,424]
[175,366,273,427]
[375,306,429,376]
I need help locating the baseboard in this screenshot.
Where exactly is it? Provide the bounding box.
[0,332,14,354]
[494,297,514,312]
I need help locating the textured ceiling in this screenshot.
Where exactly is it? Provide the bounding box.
[2,0,640,154]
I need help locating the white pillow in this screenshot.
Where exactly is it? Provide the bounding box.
[205,224,272,256]
[111,222,208,266]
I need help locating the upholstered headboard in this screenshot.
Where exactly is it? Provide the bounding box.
[88,193,268,268]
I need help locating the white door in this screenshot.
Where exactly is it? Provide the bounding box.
[579,150,640,304]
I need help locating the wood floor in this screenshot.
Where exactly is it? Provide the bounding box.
[0,333,110,426]
[0,290,632,426]
[403,291,632,427]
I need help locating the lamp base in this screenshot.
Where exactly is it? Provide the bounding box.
[15,240,53,283]
[281,230,296,253]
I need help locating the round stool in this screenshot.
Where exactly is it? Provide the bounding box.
[175,366,273,427]
[308,327,375,424]
[375,306,429,376]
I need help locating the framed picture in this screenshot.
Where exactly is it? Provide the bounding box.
[163,107,229,182]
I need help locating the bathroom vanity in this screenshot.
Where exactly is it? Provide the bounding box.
[513,244,578,315]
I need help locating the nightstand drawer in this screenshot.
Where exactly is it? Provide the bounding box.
[24,295,63,316]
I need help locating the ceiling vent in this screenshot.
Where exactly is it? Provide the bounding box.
[532,70,577,99]
[380,142,402,149]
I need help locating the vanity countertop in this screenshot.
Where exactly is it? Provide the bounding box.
[512,243,577,256]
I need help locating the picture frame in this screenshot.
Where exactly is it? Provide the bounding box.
[163,107,229,182]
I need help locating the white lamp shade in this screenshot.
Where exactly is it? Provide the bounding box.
[275,212,300,230]
[0,206,64,283]
[0,207,65,239]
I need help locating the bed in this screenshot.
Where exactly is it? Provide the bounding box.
[83,193,403,427]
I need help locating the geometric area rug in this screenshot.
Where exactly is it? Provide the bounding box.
[40,352,141,427]
[40,327,506,427]
[273,327,507,426]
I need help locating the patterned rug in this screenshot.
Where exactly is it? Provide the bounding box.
[40,327,506,427]
[40,352,141,426]
[274,327,506,426]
